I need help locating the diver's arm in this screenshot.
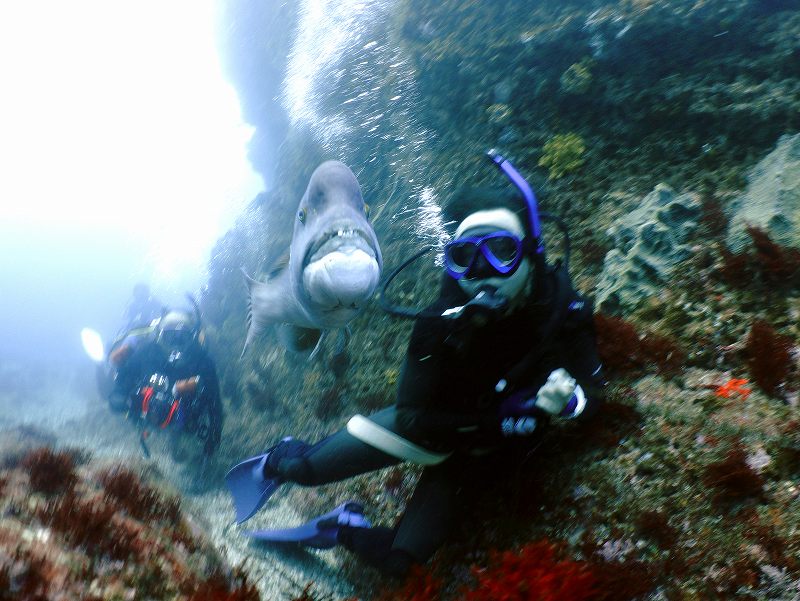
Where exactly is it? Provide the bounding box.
[560,303,606,421]
[108,343,142,403]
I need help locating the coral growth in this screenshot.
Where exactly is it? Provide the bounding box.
[718,246,752,289]
[589,559,657,601]
[1,442,256,600]
[719,227,800,289]
[698,194,729,239]
[634,510,677,549]
[745,319,793,397]
[594,314,643,373]
[185,568,261,601]
[372,565,442,601]
[40,491,138,560]
[638,332,686,378]
[560,58,593,95]
[98,466,182,526]
[746,226,800,285]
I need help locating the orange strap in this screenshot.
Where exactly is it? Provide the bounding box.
[140,386,154,414]
[160,399,180,429]
[109,343,131,367]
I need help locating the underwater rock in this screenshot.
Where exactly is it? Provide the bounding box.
[726,133,800,252]
[595,184,701,314]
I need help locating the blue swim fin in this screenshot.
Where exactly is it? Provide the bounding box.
[246,501,369,549]
[225,453,284,524]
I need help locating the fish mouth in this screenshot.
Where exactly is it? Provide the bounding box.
[304,225,378,268]
[322,303,360,315]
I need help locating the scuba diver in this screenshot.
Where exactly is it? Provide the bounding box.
[225,152,606,578]
[122,283,164,331]
[108,305,224,458]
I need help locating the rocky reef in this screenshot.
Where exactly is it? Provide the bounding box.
[195,0,800,599]
[4,0,795,599]
[726,133,800,252]
[0,429,258,600]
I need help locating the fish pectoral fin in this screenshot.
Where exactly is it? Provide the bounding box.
[334,327,351,356]
[277,324,324,355]
[308,331,327,362]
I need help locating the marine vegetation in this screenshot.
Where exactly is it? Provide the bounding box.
[169,0,800,597]
[537,133,586,180]
[0,440,259,600]
[745,319,794,398]
[559,58,594,95]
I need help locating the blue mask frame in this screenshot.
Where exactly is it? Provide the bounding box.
[444,230,523,280]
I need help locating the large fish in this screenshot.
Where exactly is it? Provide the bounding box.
[243,160,382,356]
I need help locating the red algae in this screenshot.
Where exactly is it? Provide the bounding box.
[461,541,595,601]
[745,319,793,398]
[0,443,260,600]
[21,447,78,496]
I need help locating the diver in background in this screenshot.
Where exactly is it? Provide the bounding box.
[108,308,224,458]
[123,282,164,331]
[226,153,605,578]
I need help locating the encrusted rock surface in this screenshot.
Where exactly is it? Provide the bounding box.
[595,184,701,315]
[726,133,800,252]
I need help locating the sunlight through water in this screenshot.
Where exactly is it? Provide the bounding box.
[0,0,263,356]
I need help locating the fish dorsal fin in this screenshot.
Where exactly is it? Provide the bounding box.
[240,266,303,357]
[241,268,261,357]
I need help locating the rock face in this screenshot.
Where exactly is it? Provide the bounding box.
[595,184,701,315]
[726,134,800,252]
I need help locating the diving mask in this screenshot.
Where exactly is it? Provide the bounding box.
[446,208,532,304]
[444,231,523,280]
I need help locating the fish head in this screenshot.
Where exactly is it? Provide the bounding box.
[291,161,382,326]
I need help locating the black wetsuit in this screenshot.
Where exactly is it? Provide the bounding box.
[109,336,224,455]
[268,265,605,576]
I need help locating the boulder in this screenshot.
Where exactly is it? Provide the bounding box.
[595,184,701,315]
[726,134,800,252]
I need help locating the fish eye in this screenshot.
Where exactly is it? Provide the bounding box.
[298,208,306,224]
[364,204,371,218]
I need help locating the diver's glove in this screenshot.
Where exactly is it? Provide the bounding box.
[534,369,585,418]
[497,369,586,433]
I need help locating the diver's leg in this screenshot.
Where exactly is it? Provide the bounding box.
[338,461,461,578]
[227,407,405,523]
[272,430,400,485]
[270,407,404,485]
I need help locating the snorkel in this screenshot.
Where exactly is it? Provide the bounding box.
[486,150,548,287]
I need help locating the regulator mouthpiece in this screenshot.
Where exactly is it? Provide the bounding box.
[440,287,507,321]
